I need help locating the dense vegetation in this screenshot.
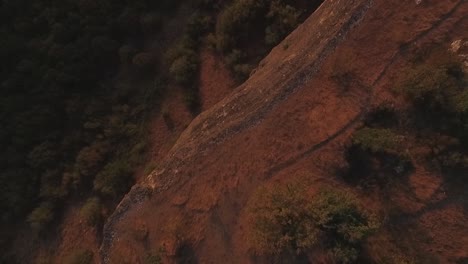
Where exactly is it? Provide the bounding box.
[215,0,323,80]
[398,47,468,185]
[0,0,187,236]
[0,0,322,262]
[247,182,378,263]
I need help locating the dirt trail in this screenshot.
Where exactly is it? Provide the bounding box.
[100,1,374,261]
[100,0,468,263]
[265,0,466,180]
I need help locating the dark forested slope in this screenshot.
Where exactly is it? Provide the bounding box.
[0,0,322,262]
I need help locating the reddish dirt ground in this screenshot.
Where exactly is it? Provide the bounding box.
[32,45,237,264]
[199,49,236,111]
[52,205,101,264]
[101,0,468,263]
[23,0,468,263]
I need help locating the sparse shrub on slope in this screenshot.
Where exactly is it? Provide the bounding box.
[145,251,162,264]
[247,182,378,262]
[247,183,319,256]
[27,202,56,232]
[93,160,133,198]
[310,189,378,263]
[397,47,468,174]
[398,48,467,134]
[216,0,268,52]
[64,249,93,264]
[265,1,302,46]
[80,197,102,226]
[352,128,402,154]
[169,49,199,86]
[346,127,412,186]
[215,0,320,81]
[167,12,212,112]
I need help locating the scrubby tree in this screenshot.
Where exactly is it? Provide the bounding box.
[247,182,378,262]
[64,249,94,264]
[80,197,102,226]
[247,183,319,256]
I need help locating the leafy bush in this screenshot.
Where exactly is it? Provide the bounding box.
[39,169,67,200]
[311,189,378,263]
[74,142,108,182]
[247,183,377,261]
[185,12,212,41]
[247,183,319,255]
[346,128,412,185]
[169,51,199,86]
[64,249,93,264]
[145,253,162,264]
[80,197,102,226]
[397,47,468,175]
[265,1,301,46]
[399,64,459,111]
[398,48,467,137]
[27,202,55,232]
[311,190,377,243]
[216,0,267,52]
[93,160,133,198]
[352,128,401,154]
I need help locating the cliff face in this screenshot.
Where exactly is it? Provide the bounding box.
[101,0,468,263]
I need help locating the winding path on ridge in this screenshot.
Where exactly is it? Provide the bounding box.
[99,0,467,262]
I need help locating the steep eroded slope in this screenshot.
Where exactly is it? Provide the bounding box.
[101,0,468,263]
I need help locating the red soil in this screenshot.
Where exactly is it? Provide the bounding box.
[102,0,468,263]
[27,0,468,263]
[199,49,236,111]
[28,46,236,264]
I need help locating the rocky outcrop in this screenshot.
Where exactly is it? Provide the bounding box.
[101,0,468,263]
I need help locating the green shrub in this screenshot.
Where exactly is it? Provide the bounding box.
[34,253,53,264]
[397,47,468,168]
[27,202,55,232]
[216,0,268,52]
[397,49,466,131]
[311,189,378,263]
[27,142,58,169]
[39,169,67,200]
[169,51,199,86]
[247,183,318,255]
[80,197,102,226]
[399,64,458,111]
[265,1,301,46]
[247,183,378,261]
[145,253,162,264]
[64,249,93,264]
[311,190,377,243]
[224,49,252,80]
[93,160,133,198]
[347,128,412,185]
[185,13,212,41]
[74,142,108,181]
[352,128,401,154]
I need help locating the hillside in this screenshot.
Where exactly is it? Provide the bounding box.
[1,0,467,263]
[1,0,323,262]
[101,0,468,263]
